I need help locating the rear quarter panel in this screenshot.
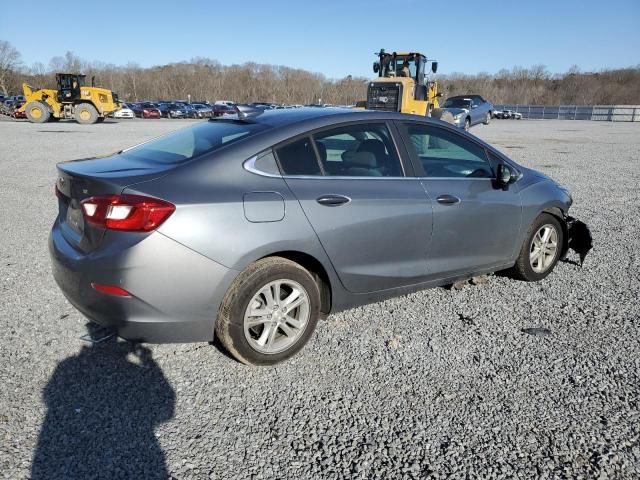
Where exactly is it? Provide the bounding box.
[122,144,348,307]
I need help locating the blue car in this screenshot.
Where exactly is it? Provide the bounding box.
[441,95,494,131]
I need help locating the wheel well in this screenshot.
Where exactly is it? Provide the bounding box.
[541,207,569,256]
[260,251,332,314]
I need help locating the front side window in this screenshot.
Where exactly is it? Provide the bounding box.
[404,123,493,178]
[313,123,403,177]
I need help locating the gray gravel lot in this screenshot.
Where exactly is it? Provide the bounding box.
[0,117,639,479]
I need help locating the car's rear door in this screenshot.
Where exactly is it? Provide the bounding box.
[275,121,433,294]
[397,121,522,278]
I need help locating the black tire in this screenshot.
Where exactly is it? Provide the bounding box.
[74,103,99,124]
[464,117,471,131]
[215,257,321,366]
[25,101,50,123]
[510,213,564,282]
[483,112,491,125]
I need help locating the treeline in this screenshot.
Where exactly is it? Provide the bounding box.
[442,65,640,105]
[1,41,639,105]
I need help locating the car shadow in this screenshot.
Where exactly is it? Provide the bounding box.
[31,335,175,479]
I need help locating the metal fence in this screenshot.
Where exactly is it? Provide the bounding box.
[493,104,640,122]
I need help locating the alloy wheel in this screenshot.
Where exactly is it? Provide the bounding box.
[529,224,559,273]
[243,279,310,354]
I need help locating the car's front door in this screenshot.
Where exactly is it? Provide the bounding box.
[274,122,433,293]
[397,121,522,278]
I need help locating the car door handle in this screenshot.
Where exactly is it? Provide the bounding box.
[436,194,460,205]
[316,194,351,207]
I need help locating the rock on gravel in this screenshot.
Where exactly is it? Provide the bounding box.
[0,118,639,479]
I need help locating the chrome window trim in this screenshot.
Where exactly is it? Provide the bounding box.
[244,156,497,182]
[243,155,283,178]
[281,175,418,181]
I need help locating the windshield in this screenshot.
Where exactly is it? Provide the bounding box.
[381,56,417,78]
[119,121,269,164]
[443,98,471,108]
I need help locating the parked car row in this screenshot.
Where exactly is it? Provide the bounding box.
[109,101,240,119]
[0,97,27,119]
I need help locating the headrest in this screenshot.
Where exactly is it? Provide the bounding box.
[357,139,386,158]
[342,150,376,168]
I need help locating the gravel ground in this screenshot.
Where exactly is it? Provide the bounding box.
[0,117,639,479]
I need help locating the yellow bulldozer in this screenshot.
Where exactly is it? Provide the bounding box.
[364,49,443,116]
[18,73,119,124]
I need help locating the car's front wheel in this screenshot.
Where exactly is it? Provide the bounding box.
[464,117,471,131]
[216,257,321,365]
[484,112,491,125]
[511,213,563,281]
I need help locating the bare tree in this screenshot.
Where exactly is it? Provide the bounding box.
[0,40,22,95]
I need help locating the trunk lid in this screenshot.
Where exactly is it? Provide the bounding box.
[55,154,173,252]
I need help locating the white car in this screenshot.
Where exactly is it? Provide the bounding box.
[113,107,135,119]
[502,109,523,120]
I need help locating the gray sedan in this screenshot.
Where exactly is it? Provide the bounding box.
[50,107,591,365]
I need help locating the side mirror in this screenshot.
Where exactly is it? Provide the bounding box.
[373,62,380,73]
[496,163,517,186]
[431,61,438,73]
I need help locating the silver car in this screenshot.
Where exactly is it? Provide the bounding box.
[50,107,592,365]
[441,95,494,131]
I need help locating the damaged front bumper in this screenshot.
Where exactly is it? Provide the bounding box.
[564,216,593,265]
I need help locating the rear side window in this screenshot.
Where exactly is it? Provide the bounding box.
[274,123,404,178]
[274,137,322,176]
[120,121,268,164]
[403,123,493,178]
[313,123,403,177]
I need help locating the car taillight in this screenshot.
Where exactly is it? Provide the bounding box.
[80,194,175,231]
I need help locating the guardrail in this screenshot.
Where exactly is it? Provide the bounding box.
[493,104,640,122]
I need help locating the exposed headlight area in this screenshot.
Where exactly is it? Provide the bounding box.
[558,184,573,204]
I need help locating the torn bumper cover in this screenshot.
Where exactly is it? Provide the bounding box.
[564,216,593,265]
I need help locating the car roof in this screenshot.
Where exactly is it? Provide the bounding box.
[243,107,437,128]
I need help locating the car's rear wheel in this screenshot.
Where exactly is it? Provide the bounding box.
[215,257,321,365]
[511,213,563,281]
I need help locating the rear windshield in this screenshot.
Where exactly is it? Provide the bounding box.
[120,121,269,164]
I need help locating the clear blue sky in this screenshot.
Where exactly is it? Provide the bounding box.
[2,0,639,78]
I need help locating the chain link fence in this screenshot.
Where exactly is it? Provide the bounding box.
[493,105,640,122]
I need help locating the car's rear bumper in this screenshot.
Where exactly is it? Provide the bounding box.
[49,221,238,343]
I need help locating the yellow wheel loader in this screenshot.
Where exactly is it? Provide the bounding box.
[18,73,119,124]
[365,49,446,118]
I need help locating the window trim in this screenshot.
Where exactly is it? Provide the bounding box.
[243,151,283,178]
[396,121,500,180]
[272,120,411,180]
